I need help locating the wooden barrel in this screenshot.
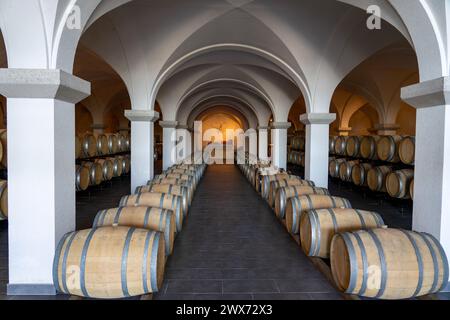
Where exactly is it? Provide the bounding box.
[119,156,131,174]
[285,195,352,235]
[93,207,175,256]
[377,135,402,162]
[360,136,380,160]
[75,136,81,160]
[167,168,198,185]
[137,184,189,215]
[53,226,166,299]
[106,133,119,154]
[81,134,97,158]
[399,136,415,165]
[160,173,195,188]
[351,163,373,186]
[300,208,385,258]
[95,159,114,181]
[261,174,303,200]
[275,186,330,219]
[329,158,346,178]
[329,136,338,155]
[108,157,124,177]
[268,178,316,208]
[346,136,361,157]
[116,134,127,152]
[339,160,359,182]
[291,136,305,151]
[150,177,194,203]
[386,169,414,199]
[120,192,184,232]
[0,129,6,168]
[95,134,109,156]
[334,136,348,155]
[410,179,414,200]
[0,180,8,220]
[330,228,449,299]
[82,162,103,186]
[124,135,131,151]
[367,166,393,192]
[76,165,90,191]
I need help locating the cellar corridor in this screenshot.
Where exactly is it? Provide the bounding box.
[153,165,341,300]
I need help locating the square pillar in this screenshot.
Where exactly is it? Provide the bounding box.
[258,126,269,161]
[0,69,90,295]
[160,121,178,171]
[301,113,336,188]
[176,125,192,164]
[402,77,450,284]
[125,110,159,192]
[271,122,291,170]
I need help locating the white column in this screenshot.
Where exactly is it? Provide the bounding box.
[176,125,192,164]
[258,126,269,161]
[301,113,336,188]
[0,69,90,295]
[271,122,291,170]
[160,121,178,171]
[402,78,450,283]
[125,110,159,192]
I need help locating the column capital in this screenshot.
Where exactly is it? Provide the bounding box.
[91,123,105,130]
[271,122,292,130]
[159,121,178,129]
[300,113,336,125]
[401,76,450,108]
[124,110,159,122]
[0,68,90,104]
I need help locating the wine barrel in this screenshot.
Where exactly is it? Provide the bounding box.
[116,134,127,152]
[268,179,316,208]
[75,136,81,160]
[95,159,114,181]
[377,135,402,162]
[275,186,330,219]
[330,228,449,299]
[346,136,361,158]
[93,207,175,256]
[339,160,359,182]
[120,192,184,232]
[291,136,305,151]
[300,208,384,258]
[95,134,109,156]
[150,177,194,202]
[53,226,166,299]
[410,179,414,200]
[76,165,90,191]
[399,136,415,165]
[119,156,131,174]
[285,195,352,235]
[261,174,303,200]
[351,163,373,187]
[367,166,393,192]
[81,134,97,158]
[159,173,195,188]
[329,136,338,155]
[167,168,198,185]
[0,129,6,168]
[329,158,346,178]
[0,180,8,220]
[108,157,124,177]
[82,162,103,186]
[334,136,349,155]
[137,184,189,215]
[105,133,119,154]
[360,136,380,160]
[386,169,414,199]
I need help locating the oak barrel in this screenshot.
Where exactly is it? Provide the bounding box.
[268,178,316,208]
[95,159,114,181]
[351,163,373,187]
[95,134,109,156]
[120,192,184,232]
[399,136,415,165]
[108,157,124,177]
[275,186,330,219]
[339,160,359,182]
[377,135,402,162]
[329,136,338,155]
[75,136,81,160]
[367,166,393,192]
[285,195,352,235]
[81,134,97,158]
[0,180,8,220]
[137,184,189,215]
[360,136,380,160]
[105,133,119,154]
[345,136,361,157]
[386,169,414,199]
[261,174,305,200]
[330,228,449,299]
[0,129,6,168]
[76,165,90,191]
[53,226,166,299]
[93,207,175,256]
[329,158,346,178]
[300,209,384,258]
[116,134,127,152]
[149,177,194,202]
[334,136,348,155]
[82,162,103,186]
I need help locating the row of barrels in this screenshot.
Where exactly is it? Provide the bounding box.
[329,158,415,199]
[330,135,415,165]
[76,133,130,159]
[290,135,305,151]
[76,155,131,191]
[288,151,305,167]
[238,165,448,300]
[53,162,207,299]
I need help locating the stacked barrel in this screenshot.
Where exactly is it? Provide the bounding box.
[76,132,131,192]
[329,135,415,200]
[238,163,448,300]
[54,161,207,299]
[287,135,306,167]
[0,130,7,221]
